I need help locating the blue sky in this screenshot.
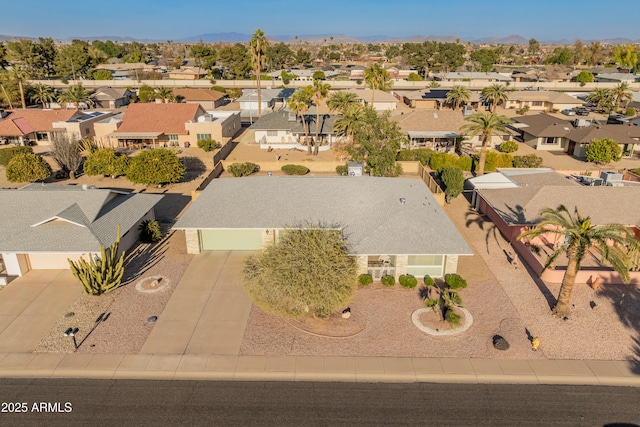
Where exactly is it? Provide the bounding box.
[1,0,638,41]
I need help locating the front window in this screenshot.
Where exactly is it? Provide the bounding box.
[532,101,543,107]
[36,132,48,141]
[196,133,211,140]
[407,255,444,278]
[544,137,557,145]
[267,130,278,137]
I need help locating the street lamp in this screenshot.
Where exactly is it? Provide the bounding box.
[64,327,79,350]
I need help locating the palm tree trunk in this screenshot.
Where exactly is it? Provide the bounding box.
[553,250,579,317]
[315,100,320,156]
[0,83,14,109]
[18,80,26,109]
[477,135,489,176]
[256,55,262,118]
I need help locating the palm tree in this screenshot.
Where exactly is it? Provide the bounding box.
[58,83,94,109]
[0,70,15,109]
[518,205,638,317]
[446,85,471,110]
[10,66,28,109]
[154,87,175,103]
[333,103,364,144]
[327,91,359,114]
[460,112,511,176]
[311,79,331,155]
[586,88,613,111]
[250,29,269,118]
[364,62,392,104]
[610,82,632,109]
[30,83,57,109]
[481,84,509,112]
[288,87,313,153]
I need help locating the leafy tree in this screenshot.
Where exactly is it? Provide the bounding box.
[58,83,94,109]
[288,87,313,148]
[279,70,297,85]
[470,48,499,72]
[92,69,113,80]
[92,40,122,58]
[54,40,94,79]
[266,42,293,69]
[385,45,401,59]
[611,44,638,68]
[0,42,8,69]
[440,166,464,203]
[6,153,52,182]
[226,88,243,99]
[51,134,82,179]
[364,62,392,103]
[528,38,540,56]
[7,37,57,78]
[126,148,185,185]
[0,146,32,166]
[446,85,470,110]
[242,224,357,318]
[137,85,155,102]
[498,140,518,153]
[513,154,543,168]
[348,106,405,177]
[250,29,269,117]
[575,71,594,83]
[30,83,57,108]
[190,41,217,69]
[84,148,129,178]
[585,138,622,164]
[519,205,638,317]
[333,103,364,145]
[407,72,422,81]
[294,48,311,66]
[312,70,326,80]
[435,42,466,72]
[460,112,511,176]
[545,47,573,65]
[217,43,251,79]
[311,79,331,154]
[481,84,509,112]
[327,91,359,114]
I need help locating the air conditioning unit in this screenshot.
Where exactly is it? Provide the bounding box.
[600,171,623,185]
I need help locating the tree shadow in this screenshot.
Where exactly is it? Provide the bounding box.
[151,192,191,228]
[120,232,171,287]
[494,203,528,225]
[464,206,499,254]
[597,284,640,375]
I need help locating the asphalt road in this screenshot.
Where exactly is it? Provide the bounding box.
[1,379,639,426]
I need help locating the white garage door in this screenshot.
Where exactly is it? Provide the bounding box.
[28,253,83,270]
[200,229,263,251]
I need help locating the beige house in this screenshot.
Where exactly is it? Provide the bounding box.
[344,89,398,111]
[173,88,227,110]
[167,67,208,80]
[505,91,584,112]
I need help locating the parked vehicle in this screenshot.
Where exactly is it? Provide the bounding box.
[575,108,589,116]
[561,109,576,116]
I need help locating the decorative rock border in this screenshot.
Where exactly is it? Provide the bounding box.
[411,307,474,336]
[135,276,171,293]
[287,311,367,339]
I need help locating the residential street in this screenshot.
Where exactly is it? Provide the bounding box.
[1,379,639,426]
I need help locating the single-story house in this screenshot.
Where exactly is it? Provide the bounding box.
[0,109,112,146]
[344,89,398,111]
[250,110,344,150]
[167,67,208,80]
[92,87,133,109]
[173,88,227,110]
[395,89,484,110]
[94,63,159,80]
[107,103,241,148]
[594,73,638,83]
[173,177,473,279]
[267,69,340,81]
[433,72,513,83]
[237,88,296,122]
[504,91,584,112]
[0,184,162,277]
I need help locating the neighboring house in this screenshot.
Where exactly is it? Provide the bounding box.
[107,103,241,148]
[0,109,110,146]
[94,63,158,80]
[250,110,343,150]
[173,177,473,279]
[237,88,296,121]
[395,89,483,110]
[392,109,512,150]
[92,87,133,109]
[473,170,640,284]
[385,68,417,80]
[267,69,340,81]
[173,88,227,110]
[93,112,123,147]
[510,114,640,157]
[594,73,638,83]
[433,72,513,83]
[629,91,640,109]
[504,91,584,112]
[167,67,208,80]
[0,184,162,277]
[345,89,398,111]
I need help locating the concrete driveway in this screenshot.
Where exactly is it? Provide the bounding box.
[0,270,81,353]
[140,251,253,355]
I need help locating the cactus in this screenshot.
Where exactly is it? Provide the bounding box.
[68,226,125,295]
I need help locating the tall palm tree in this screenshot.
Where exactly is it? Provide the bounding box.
[58,83,94,109]
[30,83,57,109]
[609,82,632,109]
[288,87,313,153]
[518,205,638,317]
[445,85,471,110]
[154,87,175,103]
[364,62,392,104]
[481,84,509,112]
[333,103,364,144]
[250,29,269,118]
[311,79,331,155]
[327,91,359,114]
[0,70,15,109]
[10,66,28,109]
[460,112,511,176]
[586,88,613,111]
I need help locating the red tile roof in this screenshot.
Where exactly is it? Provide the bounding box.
[173,88,226,102]
[0,109,79,136]
[114,103,204,135]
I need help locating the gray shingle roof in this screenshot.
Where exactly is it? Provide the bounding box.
[249,111,341,135]
[174,177,473,256]
[0,185,163,252]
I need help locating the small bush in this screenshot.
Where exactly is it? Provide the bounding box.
[0,146,33,166]
[139,219,163,243]
[227,162,259,177]
[440,166,464,203]
[424,276,435,287]
[358,274,373,286]
[445,309,461,327]
[513,154,543,168]
[399,275,418,289]
[381,275,395,287]
[625,107,637,117]
[281,164,310,175]
[445,273,467,290]
[336,164,348,175]
[498,140,519,153]
[6,153,52,182]
[197,138,220,152]
[516,105,530,115]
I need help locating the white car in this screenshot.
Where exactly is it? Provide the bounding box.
[561,109,576,116]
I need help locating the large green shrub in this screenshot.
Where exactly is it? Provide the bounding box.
[336,164,348,175]
[126,148,185,185]
[498,140,519,153]
[227,162,259,177]
[473,151,513,172]
[197,138,220,152]
[440,166,464,203]
[396,150,417,161]
[358,274,373,286]
[624,107,637,117]
[381,275,395,287]
[512,154,543,168]
[585,138,622,164]
[84,148,129,177]
[445,273,467,290]
[399,275,418,289]
[6,153,52,182]
[0,146,33,166]
[429,152,472,172]
[281,164,310,175]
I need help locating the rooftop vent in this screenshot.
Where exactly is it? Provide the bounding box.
[399,198,406,205]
